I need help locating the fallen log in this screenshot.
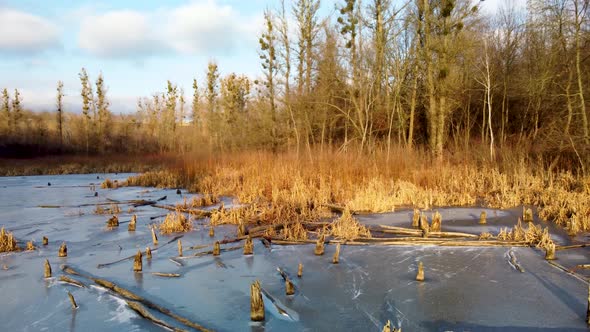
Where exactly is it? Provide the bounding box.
[557,244,590,250]
[177,245,243,259]
[97,235,183,268]
[374,225,479,239]
[152,204,211,217]
[126,300,188,332]
[62,265,212,331]
[59,275,86,288]
[151,272,181,278]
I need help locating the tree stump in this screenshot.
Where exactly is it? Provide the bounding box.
[128,215,137,231]
[44,259,52,278]
[314,235,325,256]
[133,250,142,272]
[58,242,67,257]
[416,261,425,281]
[479,211,487,225]
[250,280,265,321]
[213,241,220,256]
[332,243,341,264]
[243,236,253,255]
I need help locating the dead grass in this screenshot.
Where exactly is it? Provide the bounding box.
[185,194,219,208]
[95,204,121,215]
[159,210,192,234]
[123,147,590,235]
[497,218,555,249]
[0,227,19,252]
[101,178,117,189]
[329,207,371,240]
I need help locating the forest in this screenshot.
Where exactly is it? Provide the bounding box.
[0,0,588,168]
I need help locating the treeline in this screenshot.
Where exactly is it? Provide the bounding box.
[0,73,146,157]
[2,0,589,163]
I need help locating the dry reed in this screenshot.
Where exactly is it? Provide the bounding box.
[159,210,192,234]
[330,208,371,240]
[123,149,590,235]
[0,227,19,252]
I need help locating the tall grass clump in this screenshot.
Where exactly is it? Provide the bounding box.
[159,210,192,234]
[330,208,371,240]
[0,227,19,252]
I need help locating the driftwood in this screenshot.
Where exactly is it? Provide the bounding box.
[59,275,86,288]
[177,245,242,259]
[97,235,182,268]
[126,300,188,332]
[151,272,181,278]
[557,243,590,250]
[152,204,211,217]
[38,196,167,209]
[374,225,479,239]
[61,265,212,331]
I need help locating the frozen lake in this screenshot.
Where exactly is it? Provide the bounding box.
[0,174,588,331]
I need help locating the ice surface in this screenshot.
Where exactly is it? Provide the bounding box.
[0,174,588,331]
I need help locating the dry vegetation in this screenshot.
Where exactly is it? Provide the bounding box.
[159,210,193,234]
[0,227,19,252]
[125,148,590,235]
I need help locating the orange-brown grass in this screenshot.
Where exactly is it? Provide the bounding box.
[0,227,19,252]
[497,219,555,249]
[125,147,590,234]
[178,194,219,209]
[94,203,121,215]
[330,208,371,240]
[101,178,117,189]
[280,222,308,240]
[125,170,188,189]
[159,210,192,234]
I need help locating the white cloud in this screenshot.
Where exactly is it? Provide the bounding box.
[77,0,258,58]
[0,9,60,54]
[166,1,239,54]
[79,10,166,58]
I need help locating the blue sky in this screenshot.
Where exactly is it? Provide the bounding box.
[0,0,519,114]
